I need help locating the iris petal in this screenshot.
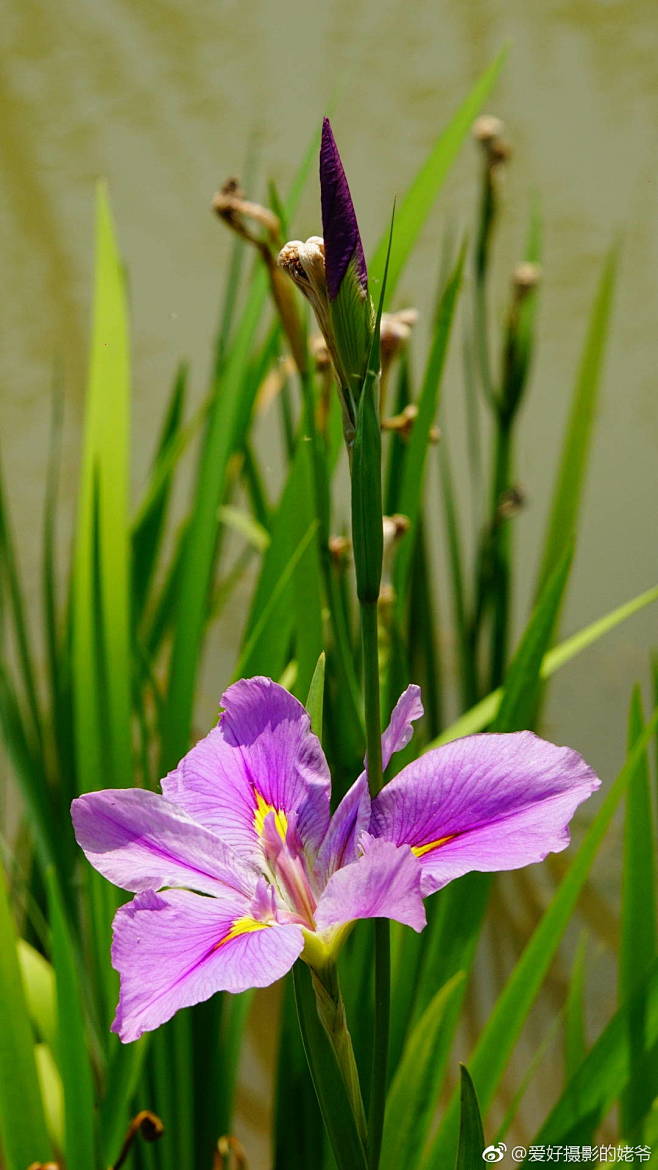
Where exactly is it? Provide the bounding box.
[71,788,255,897]
[370,731,600,896]
[315,834,426,934]
[111,889,304,1042]
[162,676,331,862]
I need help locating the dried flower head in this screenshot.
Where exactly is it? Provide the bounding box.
[473,114,511,167]
[513,261,542,297]
[380,308,418,363]
[212,178,281,243]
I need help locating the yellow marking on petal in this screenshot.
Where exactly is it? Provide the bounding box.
[213,917,271,951]
[411,834,456,858]
[253,789,288,841]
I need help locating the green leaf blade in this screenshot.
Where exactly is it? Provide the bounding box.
[73,182,132,794]
[454,1066,486,1170]
[392,249,464,608]
[380,973,465,1170]
[0,868,51,1168]
[535,249,617,597]
[293,963,368,1170]
[369,53,506,301]
[46,869,97,1170]
[423,707,658,1166]
[619,687,657,1136]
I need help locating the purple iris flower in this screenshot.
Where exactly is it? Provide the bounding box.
[71,676,599,1043]
[320,117,368,301]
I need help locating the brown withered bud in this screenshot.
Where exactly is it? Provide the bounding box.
[380,513,411,601]
[212,178,281,244]
[278,239,333,347]
[113,1111,164,1169]
[383,513,411,546]
[215,1135,249,1170]
[429,424,442,444]
[214,181,307,373]
[278,238,329,314]
[310,333,332,372]
[512,261,542,298]
[381,402,419,441]
[380,308,418,363]
[472,115,511,168]
[329,534,352,566]
[279,237,354,407]
[379,308,419,412]
[28,1164,60,1169]
[473,114,504,145]
[255,355,296,415]
[497,485,526,521]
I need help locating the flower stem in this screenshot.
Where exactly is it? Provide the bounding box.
[360,599,383,796]
[369,918,390,1170]
[360,594,389,1170]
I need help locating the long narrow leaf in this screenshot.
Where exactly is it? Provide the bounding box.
[368,54,505,300]
[46,869,96,1170]
[432,584,658,746]
[454,1066,486,1170]
[17,938,57,1049]
[493,543,572,732]
[619,687,657,1136]
[132,364,187,626]
[532,958,658,1147]
[293,963,368,1170]
[0,459,44,756]
[393,249,464,608]
[422,706,658,1166]
[73,183,132,794]
[160,140,318,770]
[398,541,573,1133]
[236,519,319,679]
[0,867,51,1168]
[535,250,617,596]
[380,973,464,1170]
[564,934,588,1078]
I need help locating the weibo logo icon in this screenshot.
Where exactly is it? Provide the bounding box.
[482,1145,507,1163]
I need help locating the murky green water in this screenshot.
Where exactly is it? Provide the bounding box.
[2,0,657,1156]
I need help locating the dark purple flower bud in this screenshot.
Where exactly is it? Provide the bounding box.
[320,118,368,301]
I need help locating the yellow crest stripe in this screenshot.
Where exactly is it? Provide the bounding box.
[411,834,455,858]
[253,789,288,841]
[213,917,270,951]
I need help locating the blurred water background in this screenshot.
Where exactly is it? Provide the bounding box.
[2,0,657,1159]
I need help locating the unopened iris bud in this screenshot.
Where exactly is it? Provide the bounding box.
[320,118,374,408]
